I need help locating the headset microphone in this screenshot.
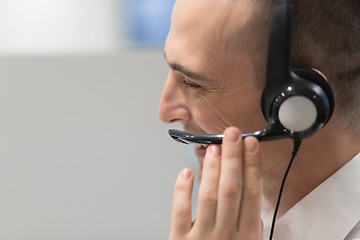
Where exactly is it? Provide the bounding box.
[168,0,334,145]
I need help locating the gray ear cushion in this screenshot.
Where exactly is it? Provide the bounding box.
[278,96,317,132]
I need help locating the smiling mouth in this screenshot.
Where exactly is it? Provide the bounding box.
[193,143,210,161]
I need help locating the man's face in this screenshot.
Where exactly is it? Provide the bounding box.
[159,0,268,180]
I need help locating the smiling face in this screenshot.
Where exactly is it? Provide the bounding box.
[158,0,270,180]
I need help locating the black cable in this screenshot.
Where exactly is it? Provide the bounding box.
[268,138,302,240]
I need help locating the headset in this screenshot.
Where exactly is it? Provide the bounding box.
[168,0,335,144]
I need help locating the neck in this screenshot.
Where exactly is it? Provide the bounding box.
[261,120,360,220]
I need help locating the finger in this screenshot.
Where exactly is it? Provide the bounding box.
[195,144,221,231]
[215,127,243,232]
[238,137,263,236]
[170,168,194,237]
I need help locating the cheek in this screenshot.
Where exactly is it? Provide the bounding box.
[190,91,267,134]
[190,94,239,133]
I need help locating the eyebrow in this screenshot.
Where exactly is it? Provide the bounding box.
[164,52,209,82]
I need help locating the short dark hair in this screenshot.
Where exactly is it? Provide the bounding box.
[253,0,360,137]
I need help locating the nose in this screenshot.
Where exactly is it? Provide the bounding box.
[158,71,191,123]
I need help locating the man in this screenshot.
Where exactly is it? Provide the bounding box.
[158,0,360,239]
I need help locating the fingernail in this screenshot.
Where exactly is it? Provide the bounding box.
[225,128,239,143]
[244,137,258,154]
[209,145,221,155]
[181,168,192,179]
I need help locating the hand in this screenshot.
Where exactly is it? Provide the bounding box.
[169,127,263,240]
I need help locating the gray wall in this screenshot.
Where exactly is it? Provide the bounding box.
[0,52,198,239]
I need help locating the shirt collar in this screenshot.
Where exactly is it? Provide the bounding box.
[263,153,360,240]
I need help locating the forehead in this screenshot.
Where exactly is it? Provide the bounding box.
[170,0,253,27]
[165,0,255,76]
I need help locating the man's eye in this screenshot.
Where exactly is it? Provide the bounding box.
[182,79,200,88]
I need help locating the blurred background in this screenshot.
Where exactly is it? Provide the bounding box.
[0,0,199,239]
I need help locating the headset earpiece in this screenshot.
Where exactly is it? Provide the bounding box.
[279,69,334,135]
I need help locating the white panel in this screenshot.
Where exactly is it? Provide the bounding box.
[0,0,120,55]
